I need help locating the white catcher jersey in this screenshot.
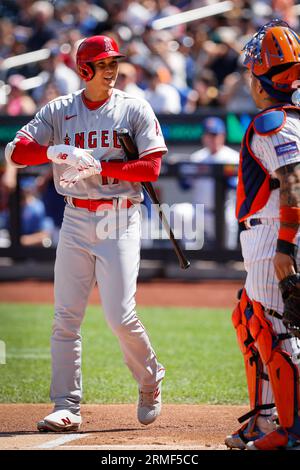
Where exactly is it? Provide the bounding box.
[17,88,168,202]
[249,109,300,220]
[241,109,300,311]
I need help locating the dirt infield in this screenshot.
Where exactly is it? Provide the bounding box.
[0,279,242,307]
[0,404,247,450]
[0,279,244,450]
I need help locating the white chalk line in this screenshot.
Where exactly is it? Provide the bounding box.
[7,354,50,359]
[56,444,227,451]
[6,348,50,360]
[34,433,89,449]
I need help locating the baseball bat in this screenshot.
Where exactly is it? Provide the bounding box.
[152,1,233,30]
[116,128,190,270]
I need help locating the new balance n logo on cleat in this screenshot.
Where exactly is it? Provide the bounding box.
[37,410,82,432]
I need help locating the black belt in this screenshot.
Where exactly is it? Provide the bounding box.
[240,218,263,231]
[241,218,281,231]
[247,218,263,227]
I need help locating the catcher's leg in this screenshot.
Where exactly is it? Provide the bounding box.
[225,289,276,449]
[246,300,300,450]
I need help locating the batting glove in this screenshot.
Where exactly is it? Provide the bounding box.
[47,144,95,170]
[59,162,102,188]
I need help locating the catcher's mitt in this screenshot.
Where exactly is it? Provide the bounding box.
[279,273,300,338]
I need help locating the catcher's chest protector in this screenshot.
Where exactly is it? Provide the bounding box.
[236,104,300,222]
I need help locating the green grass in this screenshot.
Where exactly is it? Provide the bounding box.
[0,303,247,404]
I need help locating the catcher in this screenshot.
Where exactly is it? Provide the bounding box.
[225,20,300,450]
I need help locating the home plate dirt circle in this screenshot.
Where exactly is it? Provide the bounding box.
[1,404,246,450]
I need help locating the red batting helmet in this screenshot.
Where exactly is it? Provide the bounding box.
[76,35,125,81]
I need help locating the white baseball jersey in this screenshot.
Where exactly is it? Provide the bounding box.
[17,88,167,202]
[241,109,300,312]
[248,110,300,220]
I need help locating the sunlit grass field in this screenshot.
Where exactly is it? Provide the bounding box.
[0,303,247,404]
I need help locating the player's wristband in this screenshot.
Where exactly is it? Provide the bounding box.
[278,206,300,244]
[278,226,298,244]
[276,239,298,258]
[280,206,300,224]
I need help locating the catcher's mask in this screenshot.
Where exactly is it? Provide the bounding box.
[243,19,300,102]
[76,35,125,82]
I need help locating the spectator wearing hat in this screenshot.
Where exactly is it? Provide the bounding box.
[191,117,238,164]
[189,117,239,248]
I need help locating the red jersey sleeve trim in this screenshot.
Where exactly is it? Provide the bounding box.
[17,129,38,143]
[139,146,168,158]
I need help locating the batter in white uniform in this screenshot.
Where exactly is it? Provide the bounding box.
[5,35,167,432]
[225,20,300,451]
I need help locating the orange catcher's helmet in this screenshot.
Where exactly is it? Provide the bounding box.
[243,20,300,92]
[76,35,125,81]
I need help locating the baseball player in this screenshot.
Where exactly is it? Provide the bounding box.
[225,20,300,450]
[5,35,167,432]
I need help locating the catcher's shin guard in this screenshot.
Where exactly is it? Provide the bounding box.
[249,300,300,428]
[232,289,264,412]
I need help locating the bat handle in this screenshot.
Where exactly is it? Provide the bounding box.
[170,233,191,269]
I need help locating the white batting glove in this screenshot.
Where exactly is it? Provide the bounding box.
[47,144,95,170]
[59,161,102,188]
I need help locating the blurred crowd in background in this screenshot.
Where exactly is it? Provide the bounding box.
[0,0,299,115]
[0,0,299,250]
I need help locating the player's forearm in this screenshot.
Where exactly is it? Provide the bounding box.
[101,152,163,182]
[9,136,49,166]
[275,163,300,256]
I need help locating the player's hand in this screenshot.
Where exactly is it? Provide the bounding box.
[47,144,95,170]
[273,252,296,281]
[59,162,102,188]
